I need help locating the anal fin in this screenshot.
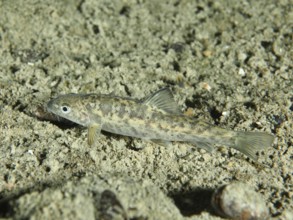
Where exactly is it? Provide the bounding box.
[150,139,171,147]
[189,141,214,152]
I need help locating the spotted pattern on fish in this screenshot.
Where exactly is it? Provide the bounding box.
[47,88,274,161]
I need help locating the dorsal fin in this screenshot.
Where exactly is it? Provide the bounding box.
[142,88,182,115]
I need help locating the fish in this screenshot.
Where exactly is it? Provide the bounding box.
[46,88,274,161]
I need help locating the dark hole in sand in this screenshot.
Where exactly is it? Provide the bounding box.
[169,188,215,217]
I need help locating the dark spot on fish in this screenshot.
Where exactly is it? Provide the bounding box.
[117,106,126,118]
[176,134,184,139]
[195,122,214,134]
[157,123,163,130]
[129,106,145,119]
[100,103,112,116]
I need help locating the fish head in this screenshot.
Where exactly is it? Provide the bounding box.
[47,94,91,126]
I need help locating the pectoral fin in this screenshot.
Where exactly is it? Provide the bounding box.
[88,123,102,146]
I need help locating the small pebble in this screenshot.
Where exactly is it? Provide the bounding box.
[238,68,246,77]
[202,50,213,57]
[211,182,269,220]
[201,82,211,91]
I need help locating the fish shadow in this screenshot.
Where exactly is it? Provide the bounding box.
[169,188,216,217]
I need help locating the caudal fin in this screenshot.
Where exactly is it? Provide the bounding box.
[233,131,274,161]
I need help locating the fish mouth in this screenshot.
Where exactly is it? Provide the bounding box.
[46,99,55,113]
[46,99,62,117]
[46,100,71,124]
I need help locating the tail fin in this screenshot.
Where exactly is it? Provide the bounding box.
[233,131,274,161]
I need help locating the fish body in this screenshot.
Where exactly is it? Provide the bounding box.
[47,88,274,160]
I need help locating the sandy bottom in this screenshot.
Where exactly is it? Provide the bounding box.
[0,0,292,219]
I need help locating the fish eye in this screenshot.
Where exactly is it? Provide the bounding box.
[60,105,71,114]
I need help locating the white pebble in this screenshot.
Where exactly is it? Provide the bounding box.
[238,68,246,77]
